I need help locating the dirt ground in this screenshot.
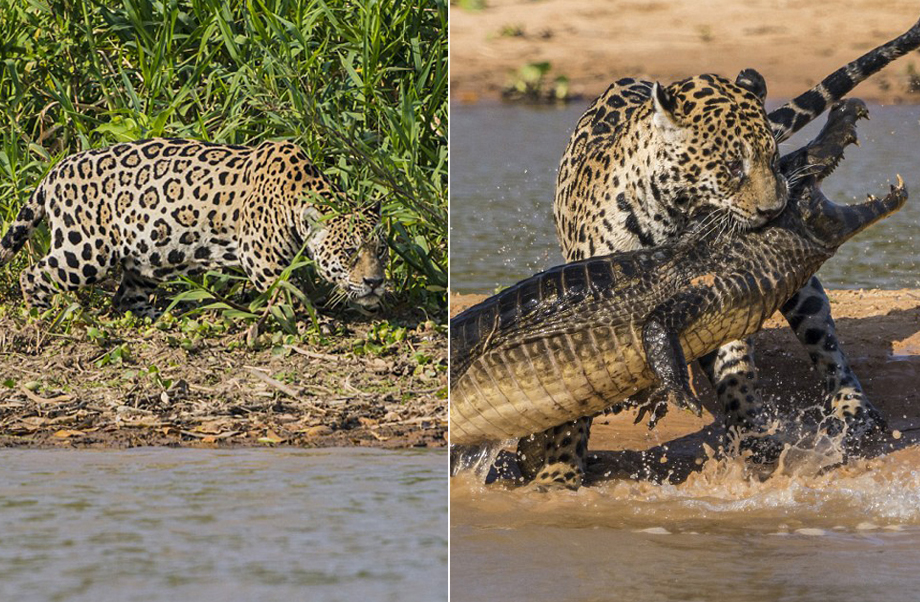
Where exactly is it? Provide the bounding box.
[451,0,920,104]
[0,308,447,449]
[451,289,920,480]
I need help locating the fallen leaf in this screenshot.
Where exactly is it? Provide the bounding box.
[20,387,73,404]
[14,417,49,432]
[53,429,85,438]
[258,429,286,444]
[302,425,333,437]
[368,358,391,373]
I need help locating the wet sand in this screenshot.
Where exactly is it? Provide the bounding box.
[450,289,920,480]
[451,0,920,104]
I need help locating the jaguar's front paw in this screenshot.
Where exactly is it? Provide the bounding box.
[828,390,888,455]
[737,431,785,465]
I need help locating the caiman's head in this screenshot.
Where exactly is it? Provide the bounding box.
[782,99,908,249]
[797,176,907,249]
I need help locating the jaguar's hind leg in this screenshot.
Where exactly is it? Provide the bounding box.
[781,277,885,449]
[113,271,159,319]
[699,338,783,462]
[517,418,591,490]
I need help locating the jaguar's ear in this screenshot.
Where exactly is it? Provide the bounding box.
[651,82,681,131]
[735,68,767,103]
[362,199,382,219]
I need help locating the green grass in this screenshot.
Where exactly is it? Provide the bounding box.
[0,0,447,324]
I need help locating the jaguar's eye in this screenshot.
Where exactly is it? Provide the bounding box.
[728,159,745,180]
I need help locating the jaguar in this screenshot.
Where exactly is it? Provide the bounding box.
[518,16,920,489]
[0,138,387,318]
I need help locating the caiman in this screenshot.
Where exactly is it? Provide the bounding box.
[449,99,908,446]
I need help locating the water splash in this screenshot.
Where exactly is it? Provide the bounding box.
[450,441,513,483]
[452,408,920,532]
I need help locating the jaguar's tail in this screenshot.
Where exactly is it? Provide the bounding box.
[769,15,920,143]
[0,187,46,266]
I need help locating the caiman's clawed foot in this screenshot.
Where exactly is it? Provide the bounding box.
[807,98,869,178]
[633,398,668,429]
[667,386,703,418]
[631,386,667,428]
[633,384,702,429]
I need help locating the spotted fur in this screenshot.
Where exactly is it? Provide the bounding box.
[0,138,387,317]
[522,15,920,489]
[554,73,786,261]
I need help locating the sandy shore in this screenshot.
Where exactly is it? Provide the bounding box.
[0,311,447,449]
[451,0,920,104]
[451,289,920,481]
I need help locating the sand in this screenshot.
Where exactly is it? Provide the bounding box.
[450,0,920,104]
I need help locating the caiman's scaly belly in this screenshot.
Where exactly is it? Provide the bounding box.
[450,298,770,445]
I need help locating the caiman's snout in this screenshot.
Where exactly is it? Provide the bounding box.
[804,175,908,247]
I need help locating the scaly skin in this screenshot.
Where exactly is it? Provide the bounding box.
[450,100,907,448]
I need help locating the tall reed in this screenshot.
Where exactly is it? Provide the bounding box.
[0,0,447,315]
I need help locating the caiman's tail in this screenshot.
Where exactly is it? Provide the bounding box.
[0,187,46,266]
[807,176,908,248]
[769,16,920,143]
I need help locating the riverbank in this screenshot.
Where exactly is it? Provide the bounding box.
[0,308,447,449]
[451,0,920,105]
[451,289,920,481]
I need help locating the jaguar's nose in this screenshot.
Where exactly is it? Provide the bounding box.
[364,277,384,289]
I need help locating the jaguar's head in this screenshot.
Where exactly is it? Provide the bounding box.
[303,201,388,308]
[649,70,787,230]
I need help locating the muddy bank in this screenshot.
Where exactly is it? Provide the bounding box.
[450,289,920,481]
[0,312,447,449]
[451,0,920,105]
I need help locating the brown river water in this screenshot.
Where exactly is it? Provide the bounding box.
[451,443,920,602]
